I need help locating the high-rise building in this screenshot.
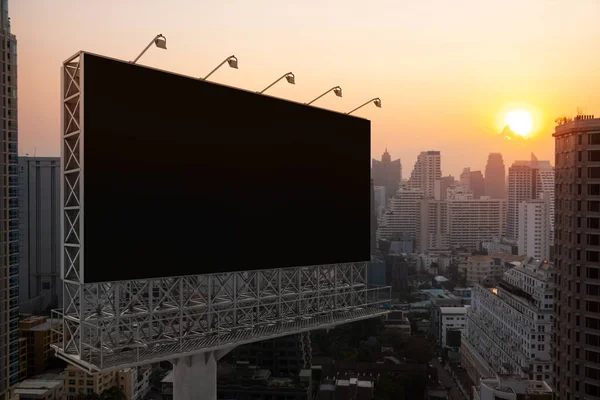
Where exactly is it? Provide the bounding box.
[416,189,505,252]
[460,167,472,191]
[461,259,554,384]
[507,161,537,240]
[371,149,402,200]
[378,188,423,241]
[448,197,507,249]
[370,179,377,253]
[418,198,449,252]
[517,195,552,261]
[434,175,455,201]
[373,186,386,217]
[470,170,486,199]
[553,115,600,399]
[485,153,506,200]
[0,1,19,397]
[507,155,554,241]
[535,159,556,244]
[447,185,474,201]
[408,151,441,198]
[18,157,61,314]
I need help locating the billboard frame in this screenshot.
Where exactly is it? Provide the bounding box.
[53,51,390,375]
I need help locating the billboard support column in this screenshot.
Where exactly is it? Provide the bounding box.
[171,348,234,400]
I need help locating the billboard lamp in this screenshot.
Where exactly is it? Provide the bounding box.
[259,72,295,94]
[203,55,238,81]
[347,98,382,115]
[306,86,343,105]
[132,34,167,64]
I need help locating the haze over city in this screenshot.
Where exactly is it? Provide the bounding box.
[7,0,600,399]
[12,0,600,176]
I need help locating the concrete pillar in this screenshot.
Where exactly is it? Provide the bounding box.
[171,347,234,400]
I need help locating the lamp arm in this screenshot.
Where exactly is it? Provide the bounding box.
[259,73,291,94]
[203,58,229,80]
[347,98,377,115]
[306,87,336,105]
[132,36,159,64]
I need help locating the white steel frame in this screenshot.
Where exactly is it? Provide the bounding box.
[51,51,391,373]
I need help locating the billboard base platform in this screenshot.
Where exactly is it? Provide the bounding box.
[51,263,391,373]
[171,348,233,400]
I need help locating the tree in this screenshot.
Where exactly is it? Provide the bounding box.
[380,329,409,351]
[447,263,459,280]
[100,387,126,400]
[555,116,573,126]
[403,336,434,364]
[375,377,406,400]
[76,394,101,400]
[311,318,385,359]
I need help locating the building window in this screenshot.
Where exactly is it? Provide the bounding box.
[590,151,600,162]
[586,383,600,396]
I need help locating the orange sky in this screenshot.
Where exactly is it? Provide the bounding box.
[11,0,600,177]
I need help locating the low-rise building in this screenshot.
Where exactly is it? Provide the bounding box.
[162,363,311,400]
[422,288,470,348]
[478,237,518,255]
[13,377,64,400]
[439,307,467,361]
[317,377,374,400]
[462,258,554,383]
[64,364,116,399]
[117,365,152,400]
[19,316,58,378]
[460,256,495,285]
[384,311,411,335]
[489,252,528,271]
[461,253,527,285]
[314,358,429,399]
[473,376,552,400]
[64,364,152,400]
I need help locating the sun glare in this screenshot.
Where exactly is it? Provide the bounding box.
[505,109,534,137]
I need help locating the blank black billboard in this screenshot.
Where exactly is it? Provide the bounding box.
[81,53,371,283]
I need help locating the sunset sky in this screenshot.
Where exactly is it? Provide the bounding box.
[11,0,600,177]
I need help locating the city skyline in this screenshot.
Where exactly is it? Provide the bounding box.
[6,0,595,399]
[10,0,600,177]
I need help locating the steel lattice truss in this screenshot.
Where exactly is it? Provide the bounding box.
[52,52,390,373]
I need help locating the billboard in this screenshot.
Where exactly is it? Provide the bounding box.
[78,53,371,283]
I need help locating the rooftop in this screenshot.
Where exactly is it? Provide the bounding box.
[468,255,493,262]
[19,316,57,331]
[161,370,174,384]
[490,252,527,263]
[14,378,62,396]
[439,306,468,315]
[479,375,552,395]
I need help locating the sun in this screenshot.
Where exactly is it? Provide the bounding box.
[505,109,534,137]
